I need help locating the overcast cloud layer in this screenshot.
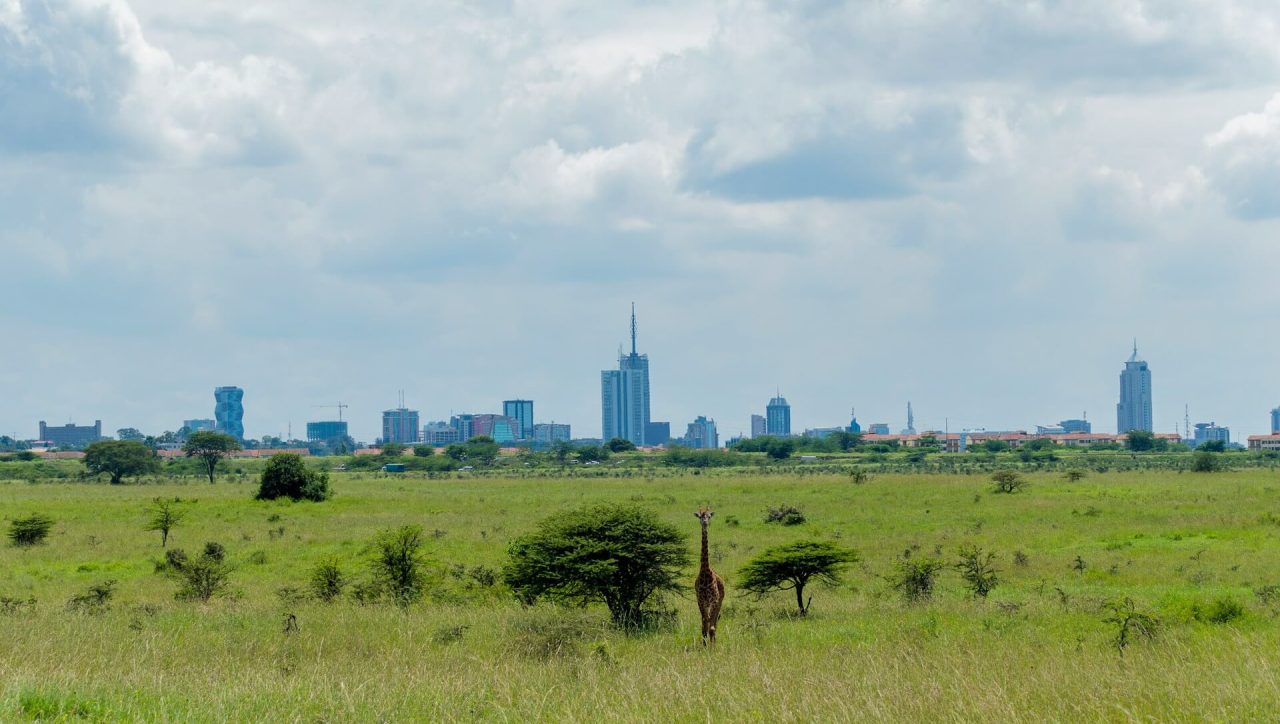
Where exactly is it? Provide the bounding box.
[4,0,1280,442]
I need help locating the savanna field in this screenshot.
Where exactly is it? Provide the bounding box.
[4,468,1280,721]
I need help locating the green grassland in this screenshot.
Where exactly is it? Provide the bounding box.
[3,469,1280,721]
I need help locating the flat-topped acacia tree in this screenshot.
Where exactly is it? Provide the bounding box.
[182,431,242,484]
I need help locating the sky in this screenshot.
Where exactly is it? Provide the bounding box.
[4,0,1280,443]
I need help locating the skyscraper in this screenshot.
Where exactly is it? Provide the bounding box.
[765,394,791,436]
[214,386,244,440]
[1272,406,1280,434]
[502,400,535,440]
[750,414,766,438]
[382,407,420,444]
[901,402,916,435]
[1117,342,1153,433]
[601,305,651,445]
[683,416,718,449]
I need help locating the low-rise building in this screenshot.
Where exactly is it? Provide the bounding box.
[38,420,103,449]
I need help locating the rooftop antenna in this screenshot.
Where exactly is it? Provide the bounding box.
[630,302,637,356]
[1185,404,1191,441]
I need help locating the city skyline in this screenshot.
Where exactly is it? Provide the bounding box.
[8,341,1276,446]
[6,3,1280,443]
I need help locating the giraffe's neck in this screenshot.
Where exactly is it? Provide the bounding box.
[699,522,710,573]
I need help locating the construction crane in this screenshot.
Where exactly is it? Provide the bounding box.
[313,402,349,421]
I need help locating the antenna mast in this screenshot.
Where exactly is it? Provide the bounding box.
[630,302,637,356]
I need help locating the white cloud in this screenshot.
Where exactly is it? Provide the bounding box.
[1204,93,1280,218]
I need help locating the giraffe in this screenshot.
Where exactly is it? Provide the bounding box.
[694,508,726,646]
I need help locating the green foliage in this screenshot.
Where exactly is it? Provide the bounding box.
[8,513,54,547]
[1192,597,1244,624]
[412,444,434,457]
[504,503,689,628]
[380,442,406,457]
[763,505,807,525]
[182,431,242,484]
[738,540,858,614]
[144,497,186,547]
[1198,440,1227,453]
[1065,470,1087,482]
[309,557,349,602]
[890,557,945,602]
[169,544,232,601]
[1191,451,1223,473]
[1125,430,1156,452]
[991,469,1028,494]
[372,525,429,606]
[605,437,637,452]
[444,437,501,466]
[256,454,331,502]
[1103,597,1158,655]
[955,545,999,598]
[662,446,740,468]
[982,439,1011,453]
[83,440,158,484]
[66,580,116,614]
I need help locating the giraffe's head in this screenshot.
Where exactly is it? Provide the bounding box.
[694,507,714,527]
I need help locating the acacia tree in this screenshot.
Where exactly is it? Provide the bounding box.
[182,431,242,484]
[144,498,186,547]
[504,504,689,628]
[738,540,857,615]
[84,440,158,484]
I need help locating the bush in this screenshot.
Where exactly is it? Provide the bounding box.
[169,544,232,601]
[67,580,116,614]
[412,444,434,457]
[890,557,945,602]
[83,440,158,484]
[505,503,689,628]
[8,514,53,547]
[1191,451,1223,473]
[763,505,807,525]
[991,470,1028,494]
[955,545,998,598]
[738,540,857,615]
[310,558,349,603]
[1194,597,1245,624]
[256,454,331,502]
[372,525,429,606]
[1103,597,1158,655]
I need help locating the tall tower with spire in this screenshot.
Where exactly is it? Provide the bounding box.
[1117,341,1153,433]
[601,304,652,445]
[902,401,916,435]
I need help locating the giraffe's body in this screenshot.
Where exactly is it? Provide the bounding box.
[694,510,726,646]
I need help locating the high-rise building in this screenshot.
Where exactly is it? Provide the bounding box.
[645,422,670,446]
[750,414,766,438]
[868,423,890,435]
[847,408,861,434]
[533,423,572,445]
[765,395,791,436]
[1272,407,1280,434]
[502,400,535,440]
[37,420,103,448]
[901,401,916,435]
[1193,422,1230,447]
[601,305,652,445]
[1117,343,1153,433]
[683,416,719,449]
[382,408,420,444]
[214,386,245,440]
[471,414,519,444]
[306,421,348,442]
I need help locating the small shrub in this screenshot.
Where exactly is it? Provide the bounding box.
[1194,597,1245,624]
[955,545,999,598]
[173,544,231,601]
[433,624,469,644]
[372,525,428,607]
[309,558,349,602]
[0,596,36,615]
[8,514,53,547]
[247,550,268,565]
[1065,470,1087,482]
[991,470,1028,494]
[851,470,872,485]
[1012,550,1029,567]
[66,580,116,614]
[890,557,945,602]
[763,505,807,525]
[723,514,740,527]
[1191,451,1223,473]
[162,548,190,573]
[1103,597,1158,655]
[468,565,498,588]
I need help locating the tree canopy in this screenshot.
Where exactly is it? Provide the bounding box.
[255,453,331,502]
[182,431,242,484]
[504,503,689,627]
[83,440,158,484]
[737,540,857,615]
